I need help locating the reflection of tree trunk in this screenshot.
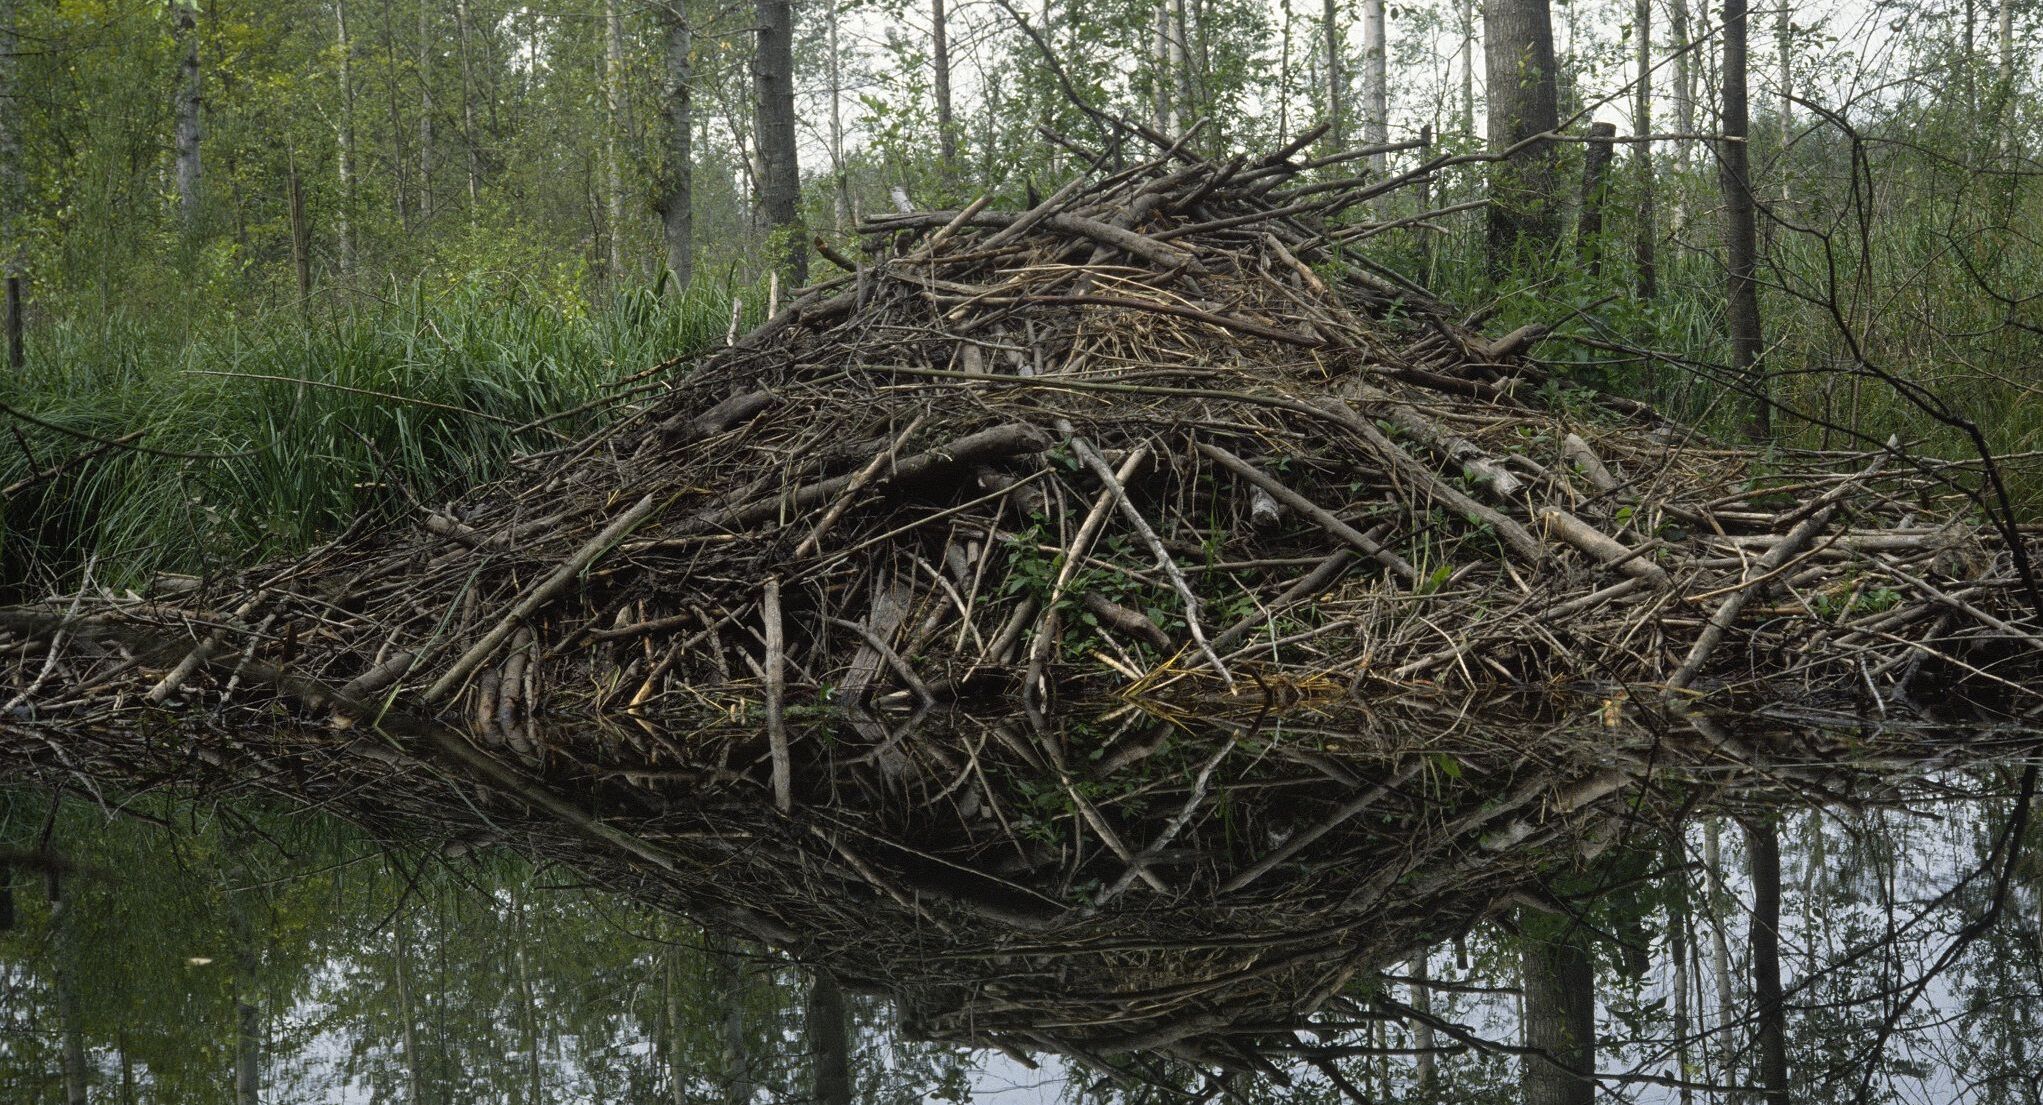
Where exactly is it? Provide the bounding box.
[663,941,688,1105]
[225,832,262,1105]
[513,895,544,1105]
[1410,954,1437,1094]
[1668,833,1696,1105]
[1702,819,1745,1104]
[396,924,424,1105]
[805,971,851,1105]
[1747,820,1790,1105]
[716,942,752,1105]
[48,871,89,1105]
[1521,918,1595,1105]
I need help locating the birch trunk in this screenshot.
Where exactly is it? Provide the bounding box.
[337,0,359,276]
[828,0,849,232]
[173,3,203,226]
[605,0,626,281]
[1321,0,1341,148]
[932,0,957,177]
[457,0,479,204]
[418,0,433,221]
[1702,819,1746,1104]
[1360,0,1388,169]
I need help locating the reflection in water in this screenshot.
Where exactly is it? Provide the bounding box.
[2,702,2039,1103]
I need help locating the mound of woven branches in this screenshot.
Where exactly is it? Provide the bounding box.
[5,137,2043,1063]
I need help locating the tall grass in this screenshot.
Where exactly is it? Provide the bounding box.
[1,278,747,591]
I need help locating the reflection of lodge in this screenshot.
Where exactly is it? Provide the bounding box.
[5,140,2043,1065]
[3,690,2035,1066]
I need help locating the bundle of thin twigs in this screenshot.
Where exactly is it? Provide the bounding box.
[4,136,2042,1065]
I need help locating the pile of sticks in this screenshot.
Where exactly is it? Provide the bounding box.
[4,136,2042,1064]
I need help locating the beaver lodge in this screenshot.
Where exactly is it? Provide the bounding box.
[5,139,2043,1068]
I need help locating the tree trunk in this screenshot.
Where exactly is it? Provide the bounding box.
[1775,0,1790,201]
[1521,918,1595,1105]
[1276,0,1292,144]
[656,4,693,289]
[1747,820,1790,1105]
[605,0,626,282]
[1,0,23,371]
[932,0,957,177]
[1577,121,1616,276]
[1634,0,1657,299]
[173,2,203,226]
[827,0,849,232]
[336,0,359,276]
[1483,0,1564,270]
[1670,0,1694,187]
[1169,0,1190,134]
[4,278,19,372]
[456,0,479,205]
[1459,0,1475,138]
[805,971,852,1105]
[753,0,806,283]
[49,871,89,1105]
[1360,0,1388,169]
[418,0,433,222]
[1321,0,1341,148]
[378,0,409,230]
[1720,0,1768,439]
[287,155,312,300]
[1153,2,1172,134]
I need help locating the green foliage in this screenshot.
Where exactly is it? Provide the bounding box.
[0,278,739,590]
